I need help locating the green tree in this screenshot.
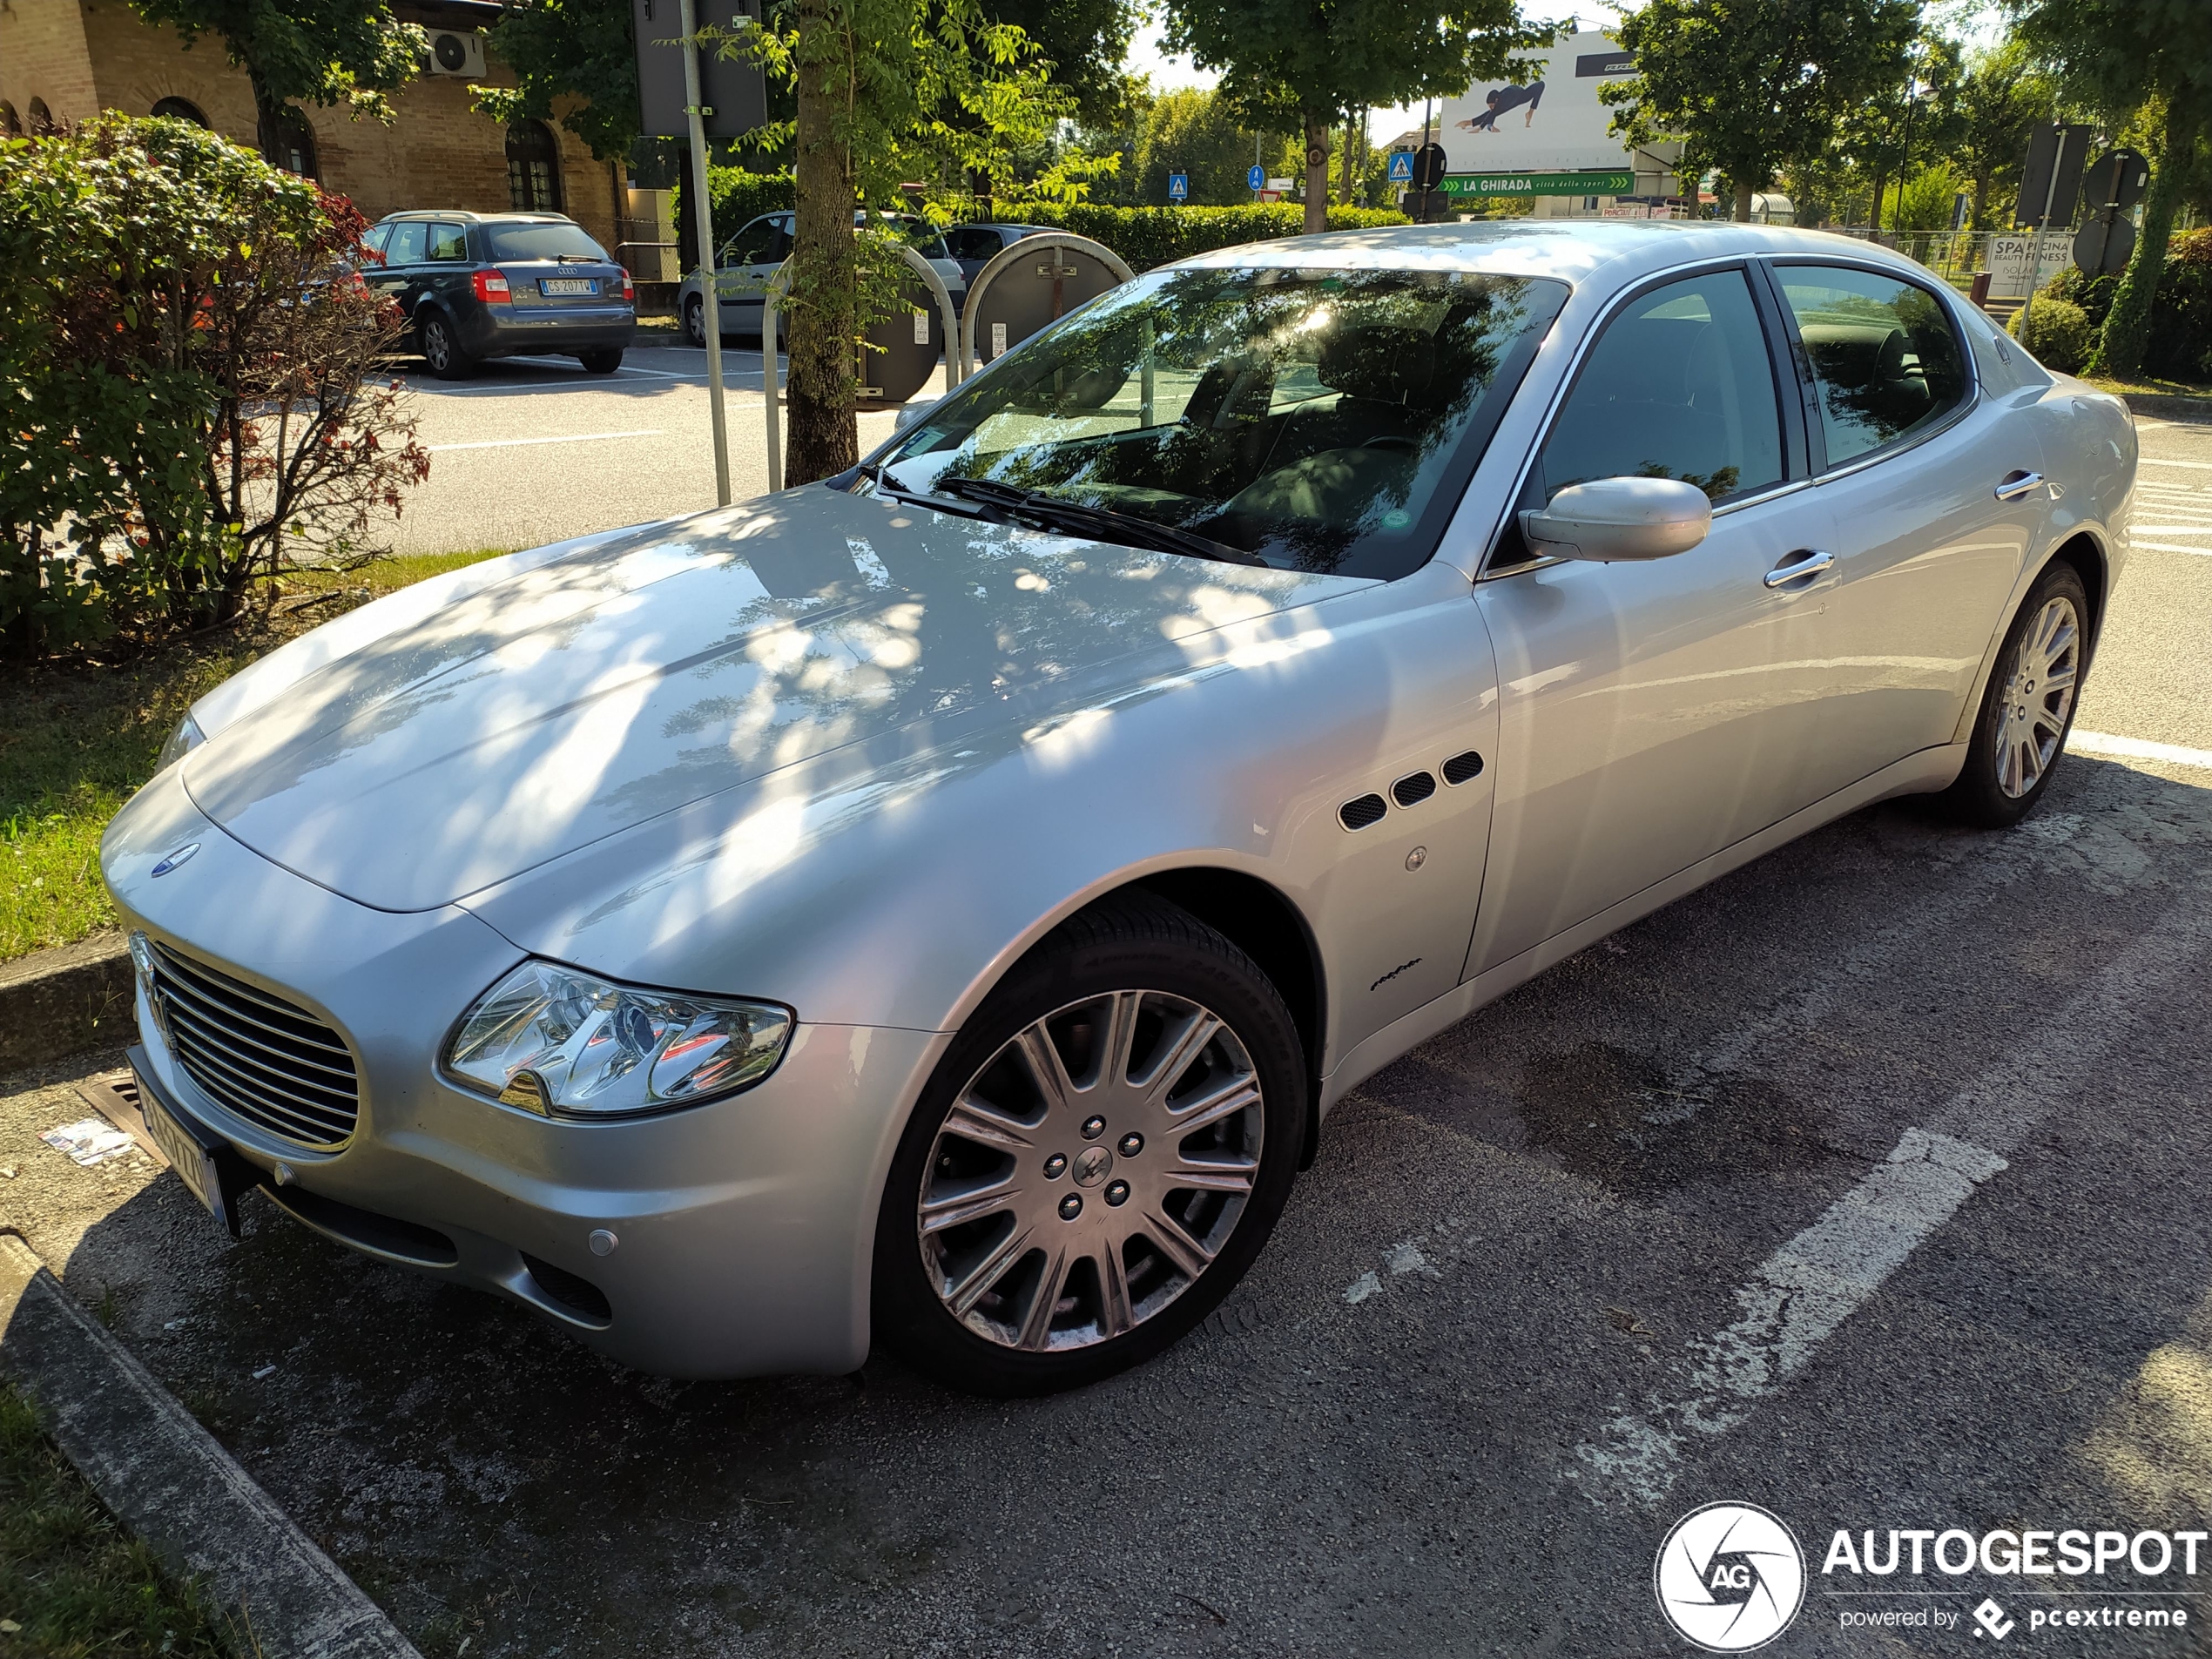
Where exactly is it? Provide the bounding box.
[988,0,1141,125]
[1847,31,1964,232]
[1136,86,1269,204]
[473,0,640,161]
[129,0,423,167]
[1950,37,2058,229]
[1163,0,1540,234]
[2006,0,2212,376]
[1603,0,1917,222]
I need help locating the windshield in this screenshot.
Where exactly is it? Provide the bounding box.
[487,224,611,262]
[875,265,1565,578]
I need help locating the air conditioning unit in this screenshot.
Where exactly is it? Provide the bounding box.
[421,30,488,78]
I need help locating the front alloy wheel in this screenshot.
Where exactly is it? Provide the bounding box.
[684,294,707,347]
[874,894,1305,1394]
[1994,593,2080,798]
[919,988,1264,1353]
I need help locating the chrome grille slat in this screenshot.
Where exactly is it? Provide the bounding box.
[157,983,358,1085]
[152,946,351,1058]
[162,1007,359,1118]
[171,1044,349,1140]
[151,941,335,1023]
[150,943,359,1149]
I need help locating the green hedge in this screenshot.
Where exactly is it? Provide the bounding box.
[676,169,1411,272]
[988,203,1412,271]
[2035,228,2212,381]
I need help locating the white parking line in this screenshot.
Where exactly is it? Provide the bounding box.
[2072,730,2212,770]
[1568,898,2212,1507]
[427,429,664,452]
[2139,457,2212,470]
[2130,541,2212,556]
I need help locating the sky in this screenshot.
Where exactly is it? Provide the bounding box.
[1121,0,2006,159]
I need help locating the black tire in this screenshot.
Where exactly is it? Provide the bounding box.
[684,295,708,347]
[419,311,473,380]
[1938,559,2090,829]
[578,347,624,374]
[873,893,1306,1396]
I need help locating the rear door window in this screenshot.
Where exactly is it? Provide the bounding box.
[427,222,469,261]
[1773,266,1970,467]
[1539,267,1785,503]
[383,221,427,266]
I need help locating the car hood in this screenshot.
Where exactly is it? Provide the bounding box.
[179,490,1367,912]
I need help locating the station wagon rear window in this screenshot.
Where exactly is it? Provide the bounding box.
[486,224,611,262]
[878,266,1568,580]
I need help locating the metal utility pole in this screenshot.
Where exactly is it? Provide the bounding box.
[678,0,732,506]
[2020,119,2065,351]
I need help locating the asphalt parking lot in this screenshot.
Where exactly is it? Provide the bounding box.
[5,418,2211,1658]
[383,337,921,557]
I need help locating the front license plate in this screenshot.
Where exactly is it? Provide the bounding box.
[135,1068,235,1232]
[540,277,597,295]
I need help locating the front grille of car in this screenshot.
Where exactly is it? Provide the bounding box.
[148,942,360,1148]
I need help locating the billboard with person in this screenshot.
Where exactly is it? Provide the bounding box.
[1438,30,1637,178]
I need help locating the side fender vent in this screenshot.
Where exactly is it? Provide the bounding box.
[1339,792,1387,831]
[1391,772,1437,807]
[1442,749,1486,786]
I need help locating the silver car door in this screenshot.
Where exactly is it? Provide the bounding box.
[1468,263,1824,976]
[1757,260,2047,804]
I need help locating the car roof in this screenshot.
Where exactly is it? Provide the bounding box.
[375,211,578,226]
[1167,219,1939,291]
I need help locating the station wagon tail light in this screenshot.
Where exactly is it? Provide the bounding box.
[473,270,511,303]
[622,271,635,301]
[445,961,792,1117]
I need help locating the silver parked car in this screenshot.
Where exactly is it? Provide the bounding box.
[677,211,967,345]
[105,221,2134,1395]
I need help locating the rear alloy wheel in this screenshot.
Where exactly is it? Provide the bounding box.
[419,312,473,380]
[874,895,1305,1395]
[1940,560,2088,828]
[579,347,623,374]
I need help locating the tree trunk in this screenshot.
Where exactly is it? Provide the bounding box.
[1867,168,1885,232]
[250,76,288,168]
[1735,178,1754,222]
[1339,118,1356,206]
[2095,102,2193,378]
[786,0,857,486]
[1303,109,1328,234]
[1971,171,1989,233]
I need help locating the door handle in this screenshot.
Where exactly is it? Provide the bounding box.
[1764,548,1835,589]
[1994,470,2044,501]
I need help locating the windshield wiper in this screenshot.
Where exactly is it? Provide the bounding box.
[855,462,994,519]
[937,477,1265,567]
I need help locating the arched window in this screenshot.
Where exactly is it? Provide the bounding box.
[27,98,54,135]
[151,97,211,127]
[505,119,563,212]
[259,106,319,178]
[0,104,19,137]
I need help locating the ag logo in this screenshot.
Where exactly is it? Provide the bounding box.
[1655,1501,1806,1652]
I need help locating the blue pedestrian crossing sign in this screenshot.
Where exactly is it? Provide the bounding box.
[1168,172,1189,201]
[1248,163,1266,192]
[1387,151,1414,185]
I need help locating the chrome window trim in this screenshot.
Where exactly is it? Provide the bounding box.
[1762,253,1982,485]
[1474,253,1796,583]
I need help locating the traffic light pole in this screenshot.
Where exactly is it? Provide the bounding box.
[679,0,732,506]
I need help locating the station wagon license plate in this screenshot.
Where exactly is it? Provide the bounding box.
[541,277,597,295]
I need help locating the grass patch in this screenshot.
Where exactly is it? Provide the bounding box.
[0,1381,231,1656]
[2080,372,2212,401]
[0,550,510,964]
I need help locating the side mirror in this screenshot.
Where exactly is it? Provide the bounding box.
[1520,475,1712,563]
[893,397,937,435]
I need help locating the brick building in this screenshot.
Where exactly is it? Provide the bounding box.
[0,0,624,256]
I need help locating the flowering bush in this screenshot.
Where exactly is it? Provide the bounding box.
[0,115,429,660]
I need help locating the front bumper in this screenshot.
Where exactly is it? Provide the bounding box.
[462,302,637,360]
[105,765,946,1379]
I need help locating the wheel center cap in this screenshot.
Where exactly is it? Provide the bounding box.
[1072,1145,1115,1188]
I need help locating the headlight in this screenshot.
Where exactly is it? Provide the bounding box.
[444,961,791,1118]
[156,713,206,772]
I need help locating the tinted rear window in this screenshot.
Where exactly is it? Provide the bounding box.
[486,224,610,261]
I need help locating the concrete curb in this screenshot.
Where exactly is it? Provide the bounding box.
[0,1233,421,1659]
[0,933,134,1070]
[2121,392,2212,424]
